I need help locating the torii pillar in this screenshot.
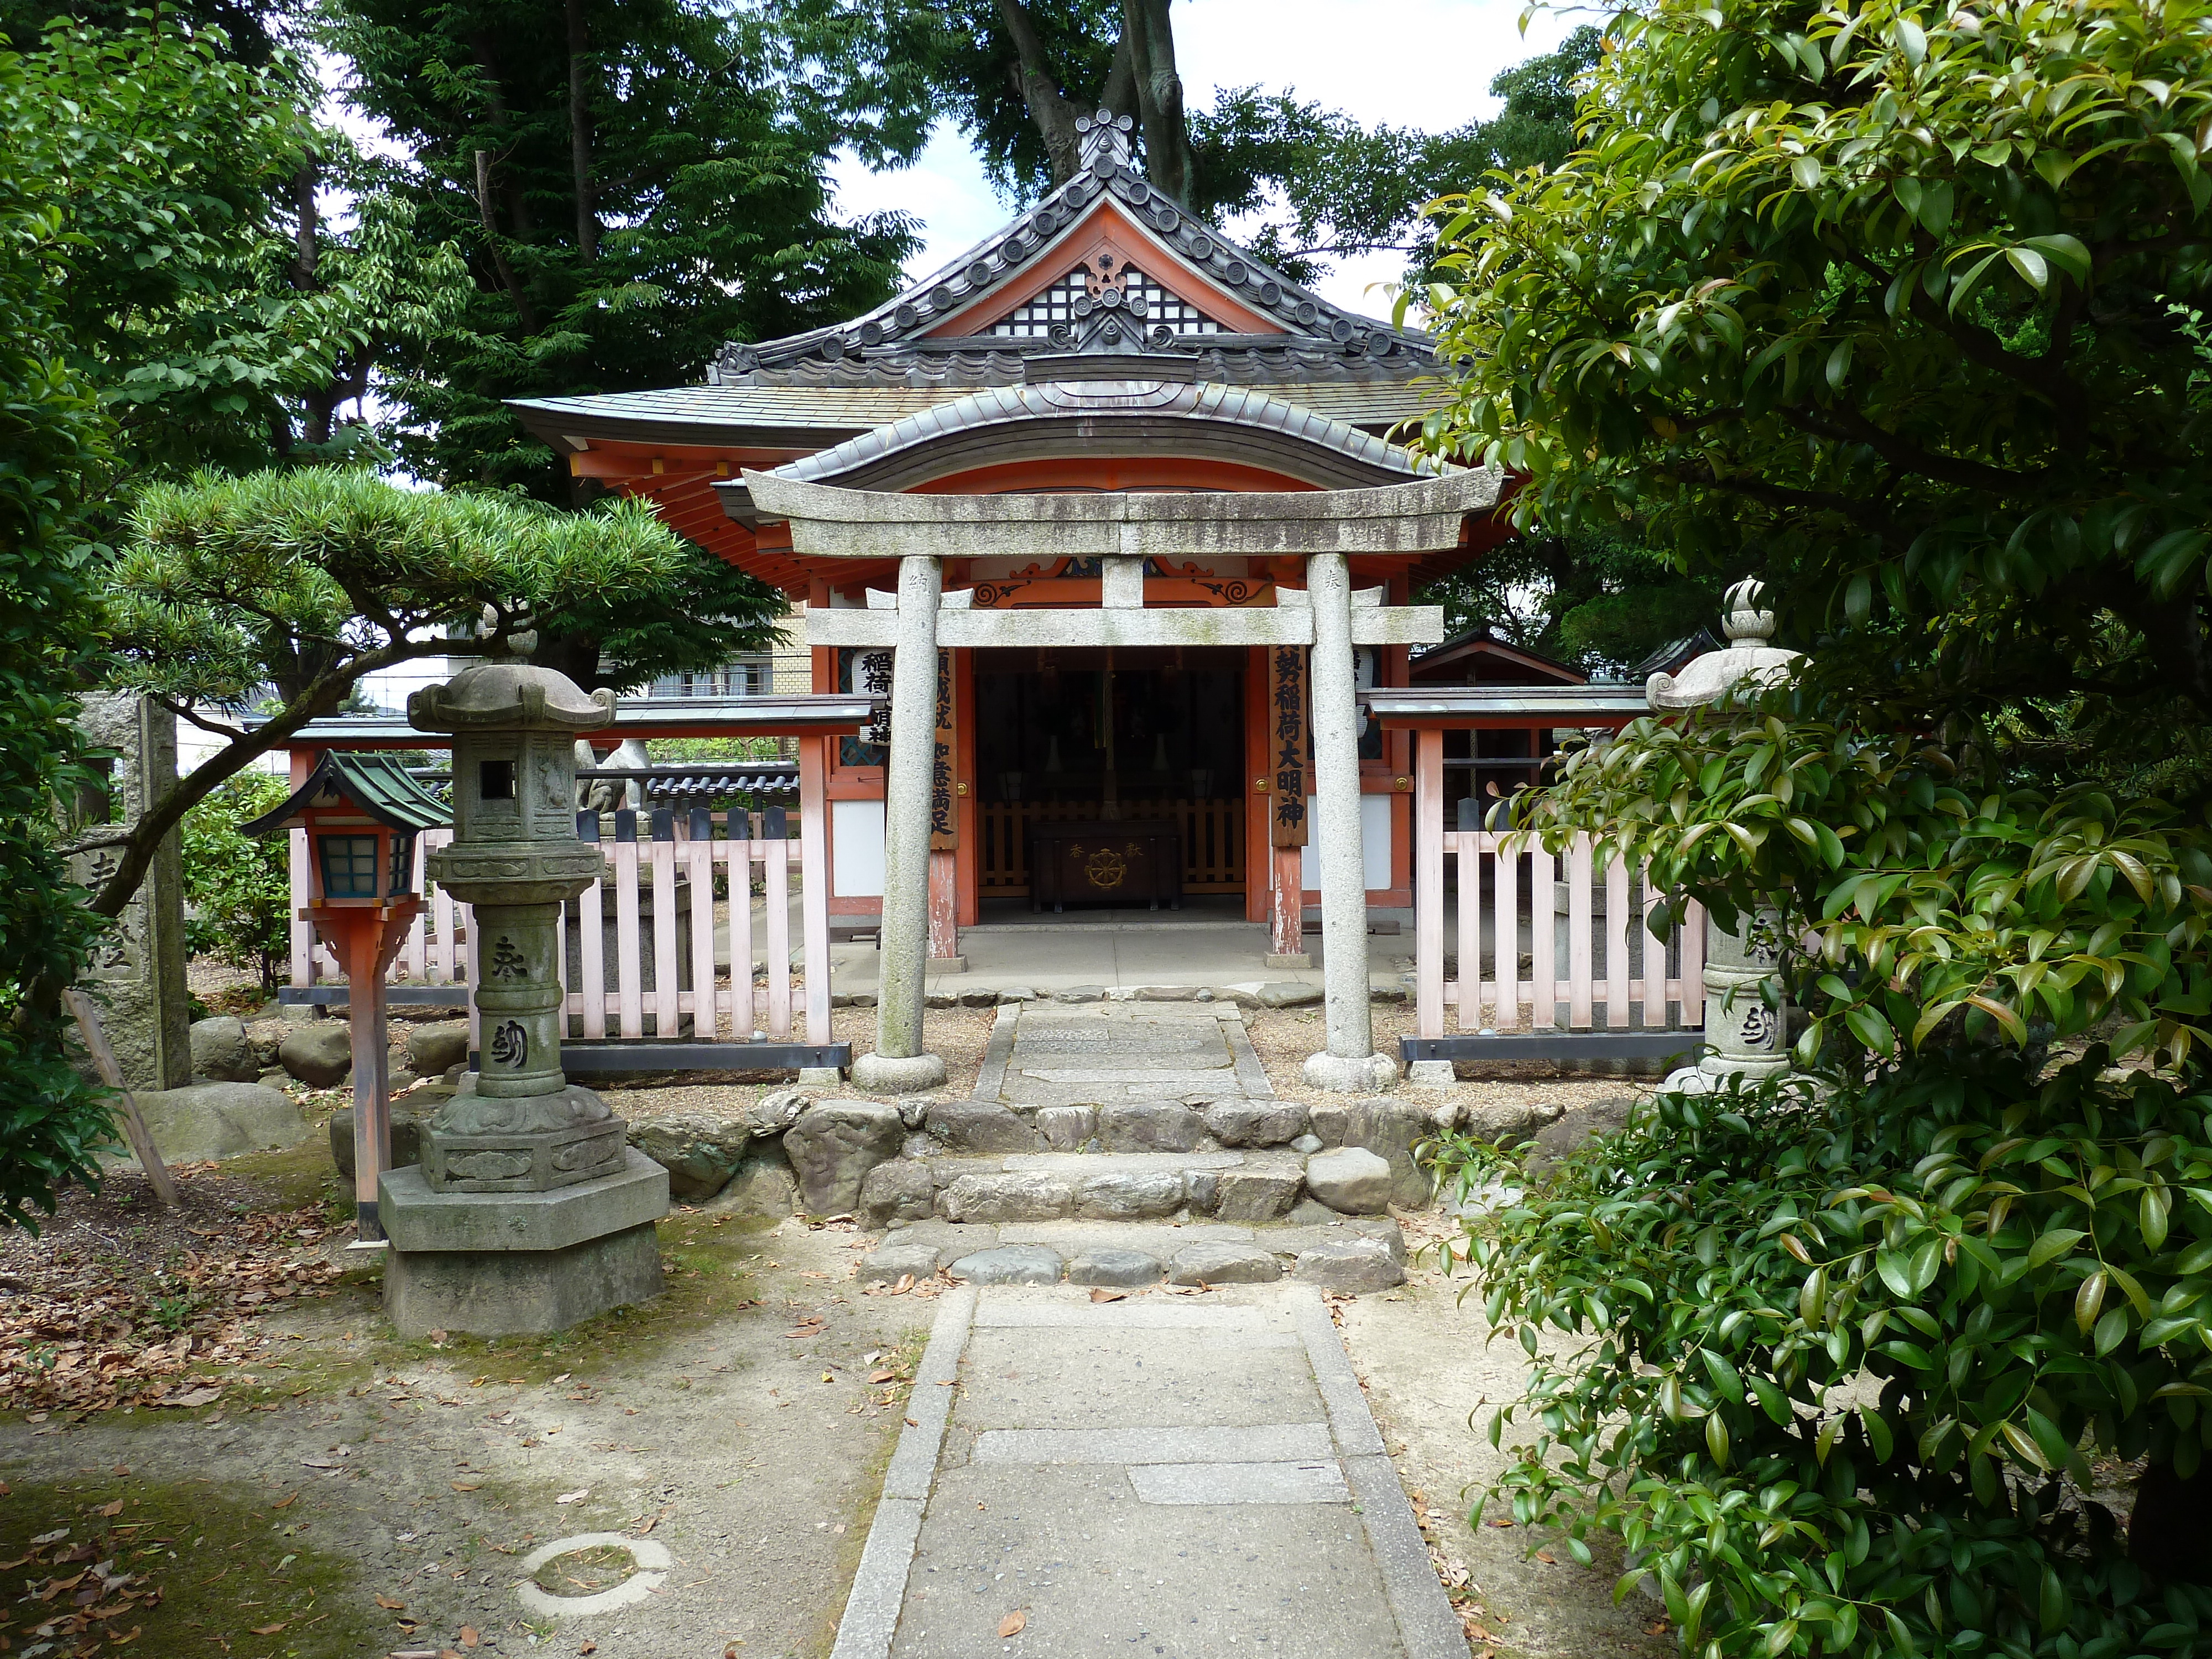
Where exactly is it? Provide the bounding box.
[851,554,948,1094]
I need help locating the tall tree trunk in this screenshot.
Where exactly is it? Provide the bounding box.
[1121,0,1191,205]
[994,0,1082,185]
[474,148,540,332]
[566,0,598,259]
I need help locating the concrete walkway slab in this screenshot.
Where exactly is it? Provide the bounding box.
[830,1284,1468,1659]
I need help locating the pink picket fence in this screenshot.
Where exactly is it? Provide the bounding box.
[1415,829,1707,1041]
[289,807,832,1050]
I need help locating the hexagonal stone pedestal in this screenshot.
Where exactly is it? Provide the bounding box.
[379,1150,669,1337]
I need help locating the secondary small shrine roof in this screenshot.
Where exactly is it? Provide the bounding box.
[239,750,450,838]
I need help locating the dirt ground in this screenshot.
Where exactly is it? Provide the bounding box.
[6,984,1662,1658]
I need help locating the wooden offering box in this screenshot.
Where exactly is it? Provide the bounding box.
[1028,821,1183,913]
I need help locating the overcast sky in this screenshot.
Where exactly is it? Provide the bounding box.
[826,0,1581,319]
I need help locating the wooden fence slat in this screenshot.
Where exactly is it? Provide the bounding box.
[1681,899,1707,1028]
[729,809,757,1035]
[799,738,832,1048]
[649,817,679,1039]
[1638,861,1664,1028]
[431,831,457,984]
[1458,834,1484,1030]
[687,818,717,1041]
[578,823,607,1039]
[1567,836,1594,1029]
[1495,836,1519,1030]
[400,834,427,982]
[765,836,792,1040]
[463,902,481,1053]
[1604,851,1631,1030]
[614,815,643,1040]
[1530,843,1556,1030]
[1414,732,1444,1040]
[289,830,314,987]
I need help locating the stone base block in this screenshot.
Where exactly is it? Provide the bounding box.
[1664,1057,1790,1095]
[1301,1050,1400,1094]
[423,1087,627,1192]
[926,955,969,974]
[852,1051,947,1094]
[796,1066,844,1089]
[1404,1059,1454,1087]
[380,1151,669,1253]
[383,1221,664,1337]
[1264,953,1313,968]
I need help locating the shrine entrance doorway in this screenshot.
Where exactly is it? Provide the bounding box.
[971,645,1249,910]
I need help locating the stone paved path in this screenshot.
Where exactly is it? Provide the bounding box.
[975,1003,1276,1107]
[830,1284,1467,1659]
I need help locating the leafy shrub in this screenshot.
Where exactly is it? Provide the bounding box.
[179,770,291,997]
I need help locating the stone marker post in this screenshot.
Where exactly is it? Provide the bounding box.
[1646,580,1803,1093]
[376,649,670,1336]
[68,693,190,1092]
[1301,553,1399,1094]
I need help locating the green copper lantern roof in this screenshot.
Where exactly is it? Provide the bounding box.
[239,750,451,838]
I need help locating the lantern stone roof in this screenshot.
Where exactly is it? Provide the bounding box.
[408,659,619,734]
[239,751,450,838]
[506,112,1445,453]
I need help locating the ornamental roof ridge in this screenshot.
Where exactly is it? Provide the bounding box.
[706,126,1434,387]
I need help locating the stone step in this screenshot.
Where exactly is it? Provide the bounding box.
[857,1215,1409,1296]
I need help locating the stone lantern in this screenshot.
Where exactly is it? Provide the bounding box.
[1646,579,1802,1094]
[374,646,670,1337]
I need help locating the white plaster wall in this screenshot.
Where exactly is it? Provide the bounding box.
[1301,792,1393,891]
[832,799,887,897]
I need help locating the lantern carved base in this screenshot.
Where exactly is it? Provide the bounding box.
[422,1082,628,1192]
[378,1151,668,1336]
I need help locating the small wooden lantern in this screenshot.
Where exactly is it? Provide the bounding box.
[243,752,450,1241]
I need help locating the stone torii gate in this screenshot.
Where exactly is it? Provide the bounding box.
[739,466,1503,1094]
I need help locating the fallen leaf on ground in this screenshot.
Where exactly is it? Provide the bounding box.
[96,1499,123,1516]
[451,1482,481,1493]
[251,1623,286,1635]
[375,1595,406,1610]
[271,1494,296,1510]
[867,1369,895,1384]
[1484,1517,1514,1527]
[460,1627,480,1647]
[578,1644,596,1655]
[998,1609,1027,1637]
[555,1490,588,1505]
[1088,1289,1125,1303]
[1535,1551,1557,1564]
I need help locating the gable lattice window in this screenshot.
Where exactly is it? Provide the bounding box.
[988,256,1225,338]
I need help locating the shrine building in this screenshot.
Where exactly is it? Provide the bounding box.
[508,112,1512,1091]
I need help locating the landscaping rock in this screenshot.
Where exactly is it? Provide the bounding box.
[747,1088,811,1135]
[1204,1100,1308,1147]
[782,1101,904,1214]
[1183,1170,1221,1214]
[1097,1100,1204,1153]
[940,1172,1074,1223]
[1255,982,1323,1009]
[1293,1238,1406,1293]
[898,1099,931,1130]
[857,1242,941,1287]
[880,1222,999,1269]
[125,1083,309,1165]
[629,1113,754,1202]
[1523,1095,1640,1179]
[1459,1097,1540,1145]
[1134,984,1198,1001]
[188,1017,257,1083]
[1167,1242,1282,1286]
[1213,1164,1303,1223]
[1272,1219,1408,1263]
[1053,985,1108,1003]
[328,1104,431,1177]
[1282,1197,1338,1227]
[946,1245,1063,1286]
[858,1159,937,1229]
[997,986,1039,1003]
[1066,1248,1165,1287]
[1289,1133,1324,1155]
[1034,1105,1097,1150]
[706,1142,799,1217]
[1073,1170,1185,1221]
[924,1100,1043,1154]
[1304,1147,1393,1215]
[278,1021,352,1087]
[1308,1096,1434,1207]
[404,1019,471,1078]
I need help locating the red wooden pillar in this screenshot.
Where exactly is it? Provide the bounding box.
[928,850,960,963]
[1413,727,1445,1039]
[1269,845,1304,961]
[799,733,832,1046]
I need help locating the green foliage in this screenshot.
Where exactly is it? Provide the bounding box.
[531,540,791,696]
[1420,526,1725,676]
[1410,0,2212,726]
[0,35,133,1228]
[180,771,292,995]
[1443,1052,2212,1658]
[1526,696,2212,1068]
[325,0,920,495]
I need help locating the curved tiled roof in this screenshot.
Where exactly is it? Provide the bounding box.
[719,379,1434,508]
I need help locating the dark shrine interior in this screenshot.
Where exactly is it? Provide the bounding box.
[973,647,1246,806]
